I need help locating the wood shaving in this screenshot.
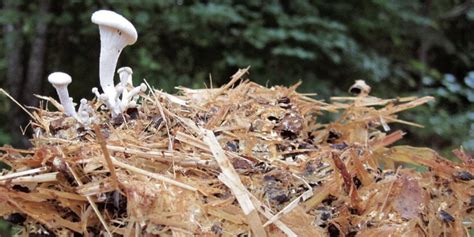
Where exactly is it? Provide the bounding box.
[0,71,472,236]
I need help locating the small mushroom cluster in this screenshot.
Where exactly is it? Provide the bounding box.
[47,10,146,125]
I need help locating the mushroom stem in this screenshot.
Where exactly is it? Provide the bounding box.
[126,83,147,101]
[99,30,127,102]
[57,91,76,117]
[92,87,101,98]
[120,83,146,110]
[92,10,138,117]
[48,72,77,117]
[77,98,93,127]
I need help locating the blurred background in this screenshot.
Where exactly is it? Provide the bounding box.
[0,0,473,153]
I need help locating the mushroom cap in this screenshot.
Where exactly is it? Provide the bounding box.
[117,66,133,74]
[91,10,138,45]
[349,80,371,96]
[48,72,72,86]
[139,83,147,92]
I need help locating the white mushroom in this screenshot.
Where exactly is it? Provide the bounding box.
[117,66,133,87]
[78,99,88,113]
[77,98,93,126]
[116,66,147,110]
[48,72,77,117]
[91,10,138,116]
[91,87,101,99]
[349,80,371,96]
[116,67,132,110]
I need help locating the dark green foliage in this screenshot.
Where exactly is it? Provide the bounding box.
[0,0,473,152]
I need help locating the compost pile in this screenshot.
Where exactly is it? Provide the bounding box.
[0,68,472,236]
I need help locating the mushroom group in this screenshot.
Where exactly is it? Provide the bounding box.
[47,10,146,125]
[116,67,147,111]
[48,72,95,127]
[91,10,140,117]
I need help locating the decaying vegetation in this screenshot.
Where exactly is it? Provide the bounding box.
[0,67,472,236]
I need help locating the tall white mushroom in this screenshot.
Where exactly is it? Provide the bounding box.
[91,10,138,116]
[48,72,77,117]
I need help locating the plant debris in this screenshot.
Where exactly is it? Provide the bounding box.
[0,68,473,236]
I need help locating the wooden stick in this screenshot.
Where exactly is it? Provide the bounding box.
[218,173,268,237]
[36,188,89,201]
[304,182,337,211]
[0,167,48,181]
[0,172,57,185]
[370,130,405,149]
[0,88,36,120]
[156,91,187,106]
[144,80,174,151]
[0,146,35,154]
[110,156,197,192]
[175,131,210,152]
[94,124,119,190]
[378,167,401,216]
[106,145,217,168]
[202,129,267,237]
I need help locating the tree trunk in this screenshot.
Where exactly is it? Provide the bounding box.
[3,1,51,148]
[3,1,24,100]
[3,0,28,147]
[24,0,51,107]
[417,0,432,81]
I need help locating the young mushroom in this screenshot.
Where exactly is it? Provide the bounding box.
[117,66,133,87]
[120,83,147,110]
[117,66,147,110]
[48,72,77,117]
[77,98,95,127]
[349,80,371,97]
[117,67,132,109]
[91,10,138,116]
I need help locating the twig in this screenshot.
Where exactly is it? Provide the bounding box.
[110,156,197,191]
[0,167,48,181]
[221,67,250,92]
[94,125,119,189]
[0,172,57,185]
[379,167,401,216]
[144,80,174,151]
[94,124,119,189]
[202,128,267,237]
[0,88,36,120]
[106,145,217,168]
[209,67,250,101]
